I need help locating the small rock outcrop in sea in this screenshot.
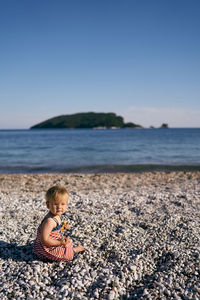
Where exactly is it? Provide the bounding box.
[160,123,169,128]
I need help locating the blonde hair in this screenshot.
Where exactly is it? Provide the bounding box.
[45,185,68,203]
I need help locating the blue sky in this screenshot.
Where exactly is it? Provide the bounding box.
[0,0,200,128]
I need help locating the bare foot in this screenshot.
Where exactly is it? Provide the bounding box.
[74,246,85,254]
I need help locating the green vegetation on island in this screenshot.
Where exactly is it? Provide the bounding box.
[30,112,142,129]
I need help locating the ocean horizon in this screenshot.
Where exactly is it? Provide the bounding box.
[0,128,200,173]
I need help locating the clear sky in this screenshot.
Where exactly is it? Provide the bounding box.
[0,0,200,128]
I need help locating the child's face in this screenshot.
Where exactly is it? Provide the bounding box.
[46,193,69,216]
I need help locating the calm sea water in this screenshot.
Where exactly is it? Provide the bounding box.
[0,128,200,173]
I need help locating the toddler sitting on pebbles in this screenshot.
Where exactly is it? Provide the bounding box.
[33,185,84,261]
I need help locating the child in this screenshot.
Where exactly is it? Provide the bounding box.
[33,185,84,261]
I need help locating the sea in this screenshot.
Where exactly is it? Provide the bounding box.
[0,128,200,173]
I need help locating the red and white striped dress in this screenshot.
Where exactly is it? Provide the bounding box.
[33,216,74,261]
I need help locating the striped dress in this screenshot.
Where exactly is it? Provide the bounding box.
[33,216,75,261]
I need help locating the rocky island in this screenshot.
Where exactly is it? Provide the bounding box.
[30,112,142,129]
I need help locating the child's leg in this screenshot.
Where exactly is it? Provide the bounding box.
[63,239,74,261]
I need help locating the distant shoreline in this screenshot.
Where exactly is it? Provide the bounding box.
[0,127,200,130]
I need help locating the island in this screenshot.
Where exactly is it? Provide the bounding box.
[30,112,142,129]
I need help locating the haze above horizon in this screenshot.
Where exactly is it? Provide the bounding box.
[0,0,200,129]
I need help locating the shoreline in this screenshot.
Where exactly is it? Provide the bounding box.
[1,163,200,174]
[0,172,200,299]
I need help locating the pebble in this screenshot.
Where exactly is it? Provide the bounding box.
[0,172,200,299]
[108,291,115,300]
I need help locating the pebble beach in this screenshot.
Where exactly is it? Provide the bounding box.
[0,172,200,299]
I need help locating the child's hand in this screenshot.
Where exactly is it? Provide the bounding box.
[61,221,70,232]
[61,237,71,246]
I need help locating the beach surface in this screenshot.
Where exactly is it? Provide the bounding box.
[0,172,200,299]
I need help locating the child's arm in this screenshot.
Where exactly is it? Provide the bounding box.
[40,218,70,247]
